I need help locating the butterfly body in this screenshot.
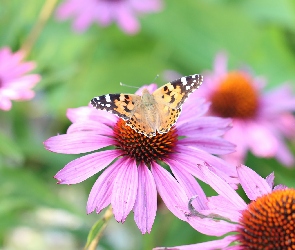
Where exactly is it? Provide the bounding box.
[91,74,203,137]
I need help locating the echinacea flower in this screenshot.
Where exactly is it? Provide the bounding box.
[154,164,293,249]
[56,0,162,34]
[44,83,237,234]
[0,47,41,111]
[193,52,295,167]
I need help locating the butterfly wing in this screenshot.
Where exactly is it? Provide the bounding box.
[91,94,141,121]
[153,74,203,109]
[156,105,182,134]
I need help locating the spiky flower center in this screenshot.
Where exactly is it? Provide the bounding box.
[113,119,178,164]
[238,189,295,249]
[209,72,259,119]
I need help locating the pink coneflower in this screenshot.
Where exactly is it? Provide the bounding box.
[0,47,41,111]
[194,53,295,167]
[56,0,162,34]
[44,83,237,234]
[154,164,293,249]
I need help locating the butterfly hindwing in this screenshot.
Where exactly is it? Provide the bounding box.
[153,74,203,109]
[91,93,141,120]
[157,105,182,134]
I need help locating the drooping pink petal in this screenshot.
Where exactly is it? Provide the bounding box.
[44,132,115,154]
[151,162,188,221]
[54,150,121,184]
[153,235,237,250]
[237,165,272,200]
[87,157,125,213]
[112,158,138,223]
[133,163,157,234]
[165,158,208,210]
[188,215,238,237]
[207,195,243,222]
[198,164,246,210]
[175,145,238,185]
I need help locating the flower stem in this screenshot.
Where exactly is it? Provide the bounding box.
[85,206,113,250]
[21,0,58,57]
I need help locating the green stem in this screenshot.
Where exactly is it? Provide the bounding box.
[86,206,113,250]
[21,0,58,57]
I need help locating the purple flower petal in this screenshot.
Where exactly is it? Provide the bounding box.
[54,150,121,184]
[67,106,117,124]
[133,163,157,234]
[177,116,232,137]
[207,195,242,222]
[175,146,238,186]
[153,234,237,250]
[44,133,114,154]
[116,4,140,34]
[151,162,188,221]
[237,165,271,200]
[87,157,122,213]
[112,158,138,223]
[67,121,113,136]
[265,172,275,189]
[165,158,208,210]
[198,164,246,210]
[188,215,238,237]
[179,136,236,155]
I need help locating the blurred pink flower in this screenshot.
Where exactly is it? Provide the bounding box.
[0,47,41,111]
[154,164,292,249]
[44,83,237,234]
[56,0,162,34]
[194,53,295,167]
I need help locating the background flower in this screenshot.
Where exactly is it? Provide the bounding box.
[194,53,295,167]
[154,165,293,249]
[44,83,237,234]
[56,0,163,34]
[0,47,40,111]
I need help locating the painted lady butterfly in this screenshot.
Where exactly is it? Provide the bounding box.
[91,74,203,137]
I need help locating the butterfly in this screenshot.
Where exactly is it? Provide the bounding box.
[91,74,203,137]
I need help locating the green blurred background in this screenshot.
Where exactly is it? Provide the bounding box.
[1,0,295,249]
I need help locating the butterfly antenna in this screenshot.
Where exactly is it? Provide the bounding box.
[119,82,139,89]
[152,74,160,82]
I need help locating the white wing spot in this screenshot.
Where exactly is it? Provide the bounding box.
[181,77,188,85]
[105,104,111,108]
[105,94,111,102]
[186,86,191,90]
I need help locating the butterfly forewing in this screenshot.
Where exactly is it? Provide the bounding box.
[153,74,203,109]
[91,93,140,120]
